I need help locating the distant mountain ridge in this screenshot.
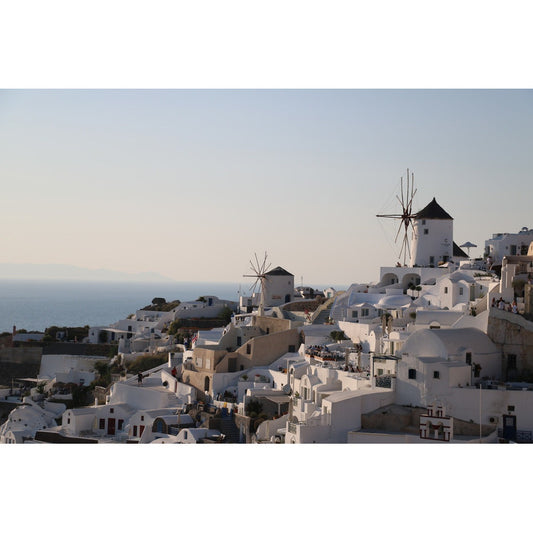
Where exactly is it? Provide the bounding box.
[0,263,174,282]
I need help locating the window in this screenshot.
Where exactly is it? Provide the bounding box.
[408,368,417,379]
[361,308,369,317]
[110,408,114,414]
[422,219,426,225]
[289,345,296,352]
[429,256,435,265]
[141,416,144,421]
[352,310,358,318]
[466,352,472,365]
[424,229,429,235]
[433,371,440,379]
[507,354,517,370]
[237,336,242,346]
[377,369,384,376]
[510,245,517,255]
[444,287,448,294]
[118,419,124,430]
[459,287,464,296]
[99,419,105,430]
[205,359,211,370]
[246,344,251,355]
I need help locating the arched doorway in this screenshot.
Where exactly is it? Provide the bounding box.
[204,376,210,393]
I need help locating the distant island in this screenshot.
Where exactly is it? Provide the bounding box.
[0,263,175,282]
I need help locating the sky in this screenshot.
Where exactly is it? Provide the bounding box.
[1,88,532,286]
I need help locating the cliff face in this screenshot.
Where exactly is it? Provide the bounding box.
[487,308,533,381]
[0,346,42,386]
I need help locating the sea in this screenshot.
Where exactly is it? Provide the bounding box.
[0,279,342,334]
[0,279,245,334]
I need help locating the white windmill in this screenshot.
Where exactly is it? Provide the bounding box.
[376,168,418,266]
[243,252,271,317]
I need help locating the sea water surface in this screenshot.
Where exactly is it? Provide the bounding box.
[0,279,243,333]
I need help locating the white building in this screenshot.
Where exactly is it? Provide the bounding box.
[0,399,66,444]
[395,327,502,407]
[485,227,533,265]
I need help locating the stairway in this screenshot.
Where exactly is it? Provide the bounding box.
[312,309,331,325]
[219,412,242,443]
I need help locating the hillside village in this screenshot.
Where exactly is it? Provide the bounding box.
[3,196,533,444]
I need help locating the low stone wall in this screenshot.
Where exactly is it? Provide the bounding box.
[0,346,42,364]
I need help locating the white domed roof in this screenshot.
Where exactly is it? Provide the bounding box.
[377,294,412,308]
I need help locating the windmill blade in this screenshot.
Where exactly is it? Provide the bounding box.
[249,259,258,275]
[399,232,408,264]
[253,253,261,274]
[376,213,403,219]
[406,169,410,205]
[249,278,259,293]
[249,253,259,275]
[400,175,404,207]
[394,220,404,243]
[408,188,417,212]
[259,252,271,276]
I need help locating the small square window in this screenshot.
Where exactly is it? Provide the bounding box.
[424,229,429,235]
[433,371,440,379]
[408,368,416,379]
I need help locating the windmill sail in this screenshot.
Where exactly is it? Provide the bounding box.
[376,169,417,265]
[243,252,271,316]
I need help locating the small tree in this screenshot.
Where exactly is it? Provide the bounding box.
[330,330,347,342]
[217,306,233,325]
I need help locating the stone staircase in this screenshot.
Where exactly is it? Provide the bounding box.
[312,309,331,325]
[219,412,242,443]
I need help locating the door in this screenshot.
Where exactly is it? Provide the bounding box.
[108,418,116,435]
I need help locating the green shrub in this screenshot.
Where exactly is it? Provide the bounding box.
[126,353,167,374]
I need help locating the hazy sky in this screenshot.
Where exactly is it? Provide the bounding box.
[1,89,532,286]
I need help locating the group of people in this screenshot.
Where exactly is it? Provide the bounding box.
[492,297,518,314]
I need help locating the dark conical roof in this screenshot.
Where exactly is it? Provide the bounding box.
[415,198,453,220]
[453,242,469,258]
[265,266,293,276]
